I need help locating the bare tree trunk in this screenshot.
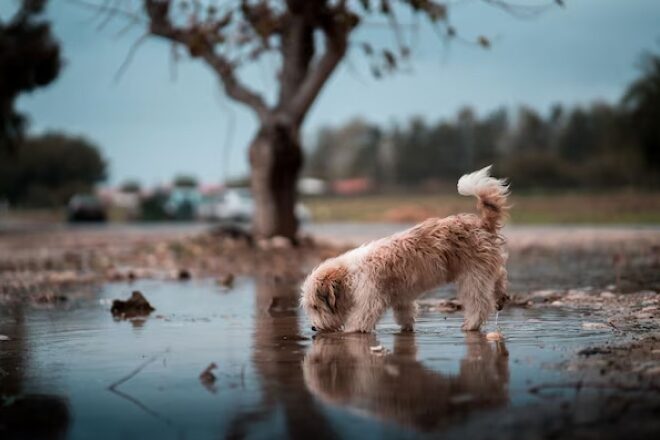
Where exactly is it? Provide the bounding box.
[249,120,302,241]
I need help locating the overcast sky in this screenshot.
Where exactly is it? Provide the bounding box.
[4,0,660,185]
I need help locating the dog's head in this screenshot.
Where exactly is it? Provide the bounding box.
[300,261,351,332]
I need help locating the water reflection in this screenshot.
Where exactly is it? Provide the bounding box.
[303,332,509,431]
[0,279,610,439]
[225,277,337,439]
[0,304,70,439]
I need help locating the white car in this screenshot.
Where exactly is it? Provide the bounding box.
[198,188,311,223]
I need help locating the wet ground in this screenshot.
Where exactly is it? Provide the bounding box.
[0,277,630,440]
[1,223,659,439]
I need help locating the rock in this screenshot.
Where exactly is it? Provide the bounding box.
[217,273,234,288]
[582,322,610,330]
[0,335,10,341]
[369,345,384,352]
[111,291,155,319]
[178,269,192,280]
[486,331,504,341]
[600,291,616,299]
[551,300,564,307]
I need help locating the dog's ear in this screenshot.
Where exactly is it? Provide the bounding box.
[316,267,345,312]
[317,279,337,312]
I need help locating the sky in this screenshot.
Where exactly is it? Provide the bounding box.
[3,0,660,186]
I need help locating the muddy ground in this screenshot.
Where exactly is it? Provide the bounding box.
[1,223,659,438]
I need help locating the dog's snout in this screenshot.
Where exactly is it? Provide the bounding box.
[311,326,317,331]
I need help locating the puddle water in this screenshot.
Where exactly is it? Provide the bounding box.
[0,279,614,439]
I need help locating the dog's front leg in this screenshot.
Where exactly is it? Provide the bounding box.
[393,301,418,332]
[343,292,386,333]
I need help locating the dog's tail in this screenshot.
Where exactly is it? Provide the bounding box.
[457,165,509,232]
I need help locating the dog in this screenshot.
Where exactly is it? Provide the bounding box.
[301,165,509,333]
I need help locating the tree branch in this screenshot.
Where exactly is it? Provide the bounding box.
[287,8,351,125]
[144,0,269,121]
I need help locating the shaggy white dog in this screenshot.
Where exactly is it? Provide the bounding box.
[301,166,509,333]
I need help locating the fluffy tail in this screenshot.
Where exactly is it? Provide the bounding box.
[457,165,509,232]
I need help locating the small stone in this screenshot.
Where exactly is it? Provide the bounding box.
[369,345,384,352]
[0,335,10,341]
[551,300,564,307]
[178,269,192,280]
[486,331,504,341]
[600,291,616,299]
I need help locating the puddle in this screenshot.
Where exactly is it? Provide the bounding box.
[0,278,614,439]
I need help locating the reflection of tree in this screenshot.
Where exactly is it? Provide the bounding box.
[0,304,70,439]
[303,332,509,432]
[224,278,336,440]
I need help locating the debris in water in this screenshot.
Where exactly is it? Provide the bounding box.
[369,345,384,353]
[0,335,10,341]
[217,273,234,288]
[178,269,192,280]
[486,331,504,341]
[199,362,218,393]
[111,291,155,319]
[578,347,612,357]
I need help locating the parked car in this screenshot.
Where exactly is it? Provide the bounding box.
[67,194,107,222]
[198,188,311,223]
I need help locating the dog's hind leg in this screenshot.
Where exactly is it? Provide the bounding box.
[393,301,418,332]
[493,267,509,311]
[458,271,496,331]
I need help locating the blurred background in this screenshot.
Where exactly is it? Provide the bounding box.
[1,0,659,231]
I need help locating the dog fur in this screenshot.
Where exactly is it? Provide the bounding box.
[301,165,510,333]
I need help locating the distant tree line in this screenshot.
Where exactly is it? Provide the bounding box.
[306,53,660,191]
[0,133,106,207]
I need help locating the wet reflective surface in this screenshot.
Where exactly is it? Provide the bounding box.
[0,278,614,439]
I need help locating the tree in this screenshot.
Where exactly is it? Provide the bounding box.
[622,52,660,181]
[0,133,107,207]
[0,0,61,153]
[97,0,556,239]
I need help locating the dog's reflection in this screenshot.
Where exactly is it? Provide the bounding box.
[303,332,509,431]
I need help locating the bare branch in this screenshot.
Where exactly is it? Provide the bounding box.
[145,0,269,120]
[287,5,355,124]
[114,32,149,82]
